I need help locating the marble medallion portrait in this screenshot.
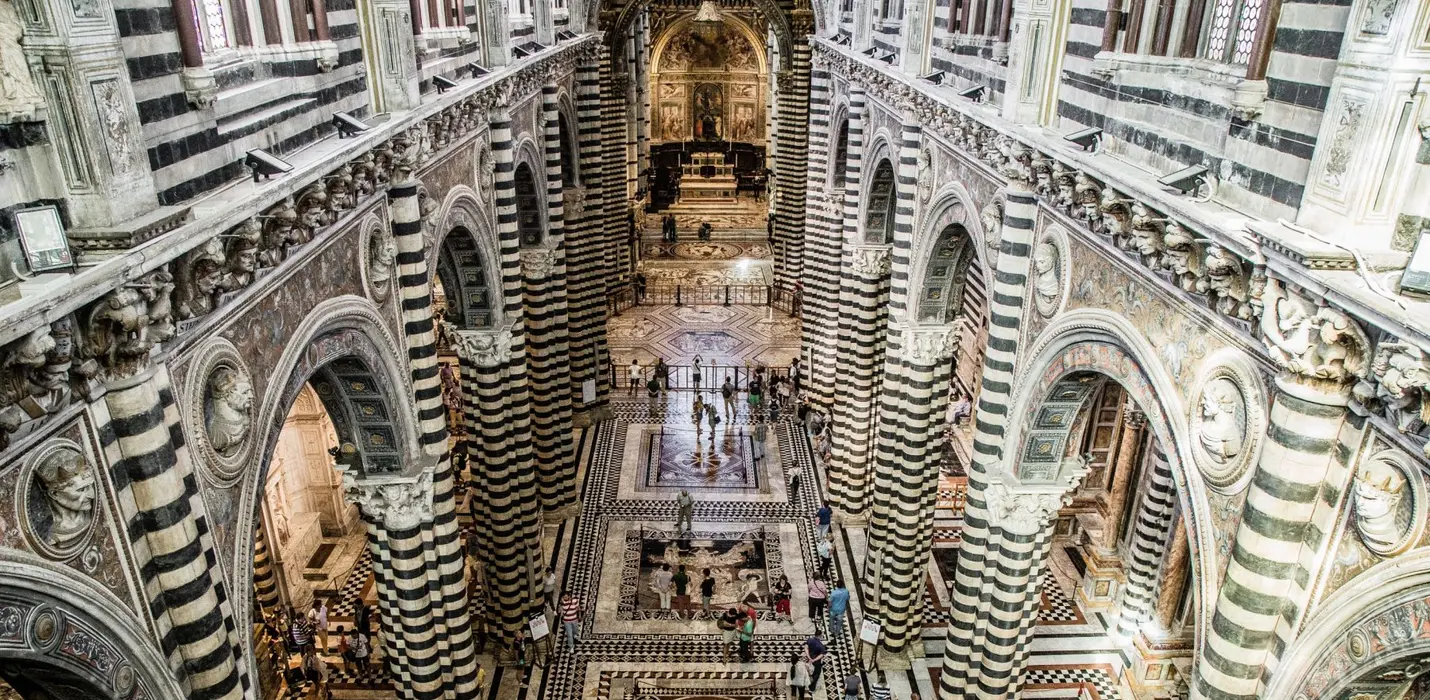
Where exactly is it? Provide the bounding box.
[183,338,257,485]
[22,439,97,558]
[1189,352,1267,493]
[1351,449,1424,557]
[1032,225,1069,319]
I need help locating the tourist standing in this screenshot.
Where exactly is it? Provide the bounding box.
[869,671,893,700]
[772,575,792,620]
[805,636,828,691]
[673,565,691,620]
[301,647,329,699]
[335,626,352,672]
[629,359,642,395]
[816,504,833,539]
[719,607,742,662]
[705,402,719,440]
[647,375,662,416]
[289,606,313,653]
[787,466,802,503]
[653,563,675,610]
[700,569,716,614]
[560,592,582,650]
[349,627,370,672]
[721,377,736,417]
[692,355,704,390]
[843,673,862,700]
[512,628,530,667]
[816,534,833,580]
[309,598,329,652]
[788,651,812,700]
[544,570,557,610]
[790,357,802,392]
[738,609,756,661]
[828,580,850,637]
[747,373,763,419]
[693,394,706,436]
[752,416,767,461]
[676,489,695,533]
[655,358,669,391]
[808,577,828,622]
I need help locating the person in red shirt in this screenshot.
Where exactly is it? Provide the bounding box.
[560,592,582,651]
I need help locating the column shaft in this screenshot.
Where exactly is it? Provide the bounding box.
[1101,406,1147,549]
[825,250,889,516]
[253,518,282,615]
[1193,378,1353,700]
[812,86,868,406]
[939,183,1037,698]
[1153,513,1190,631]
[566,59,612,408]
[801,64,840,405]
[773,47,813,286]
[601,65,631,286]
[104,372,243,700]
[527,84,578,513]
[1115,441,1176,638]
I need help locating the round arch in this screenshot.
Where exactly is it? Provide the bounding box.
[1266,548,1430,700]
[861,158,897,245]
[0,554,187,699]
[606,0,795,72]
[555,89,581,187]
[514,161,546,248]
[649,12,770,76]
[909,186,992,319]
[430,186,506,326]
[827,109,850,192]
[1000,308,1215,662]
[230,296,425,666]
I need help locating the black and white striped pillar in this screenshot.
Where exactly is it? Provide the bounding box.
[566,57,611,409]
[810,86,867,407]
[1193,362,1359,700]
[253,517,282,616]
[801,62,841,408]
[388,175,480,698]
[525,82,578,516]
[100,366,244,700]
[1114,441,1177,639]
[772,44,812,286]
[601,62,631,286]
[939,176,1037,698]
[825,242,890,518]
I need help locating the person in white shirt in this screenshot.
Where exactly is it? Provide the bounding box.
[308,599,329,652]
[652,563,675,609]
[629,360,643,395]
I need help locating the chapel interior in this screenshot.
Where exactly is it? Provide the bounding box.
[0,0,1427,696]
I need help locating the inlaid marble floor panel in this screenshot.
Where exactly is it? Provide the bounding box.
[608,305,802,369]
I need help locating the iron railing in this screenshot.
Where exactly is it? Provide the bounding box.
[608,283,803,317]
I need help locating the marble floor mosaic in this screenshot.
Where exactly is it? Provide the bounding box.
[608,305,802,368]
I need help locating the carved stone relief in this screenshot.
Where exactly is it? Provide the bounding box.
[205,367,252,458]
[1189,354,1266,493]
[1321,95,1367,192]
[22,439,96,558]
[183,339,255,485]
[362,214,397,303]
[1259,278,1369,387]
[0,0,46,124]
[1351,449,1422,557]
[1032,227,1067,319]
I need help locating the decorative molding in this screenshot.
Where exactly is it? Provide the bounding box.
[984,482,1074,537]
[442,325,513,368]
[849,245,892,277]
[341,470,434,531]
[520,248,558,278]
[904,326,961,364]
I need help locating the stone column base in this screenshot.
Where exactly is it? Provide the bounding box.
[1127,629,1193,695]
[836,510,869,527]
[544,502,582,523]
[1076,546,1124,611]
[874,640,922,670]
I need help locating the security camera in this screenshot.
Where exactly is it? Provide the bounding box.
[958,85,985,103]
[244,149,293,183]
[433,75,459,94]
[332,111,371,138]
[1157,165,1213,198]
[1063,126,1101,152]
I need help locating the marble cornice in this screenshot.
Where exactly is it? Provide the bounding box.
[0,35,601,349]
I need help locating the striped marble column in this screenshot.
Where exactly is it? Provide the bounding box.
[602,64,631,286]
[810,86,867,406]
[526,82,577,516]
[864,325,959,657]
[344,472,441,699]
[939,176,1037,698]
[772,44,812,285]
[1193,358,1359,700]
[388,176,480,698]
[253,517,282,615]
[1115,440,1177,639]
[565,57,611,409]
[825,244,890,518]
[800,61,841,407]
[100,366,243,700]
[975,485,1069,698]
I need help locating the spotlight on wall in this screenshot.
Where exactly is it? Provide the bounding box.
[920,70,946,85]
[556,30,577,41]
[1063,126,1102,152]
[332,111,371,138]
[433,75,460,94]
[512,45,530,58]
[1157,164,1212,197]
[469,64,489,77]
[861,47,878,57]
[244,149,293,183]
[879,51,896,64]
[833,34,851,45]
[958,84,985,103]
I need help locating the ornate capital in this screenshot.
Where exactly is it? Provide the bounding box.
[1122,406,1147,429]
[443,326,513,368]
[520,248,558,279]
[984,482,1071,537]
[904,326,961,364]
[1259,278,1369,390]
[343,471,433,531]
[849,246,891,278]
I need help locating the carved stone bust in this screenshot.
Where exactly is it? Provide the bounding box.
[26,442,97,554]
[1032,239,1061,318]
[1196,377,1245,465]
[1354,457,1412,555]
[205,366,253,456]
